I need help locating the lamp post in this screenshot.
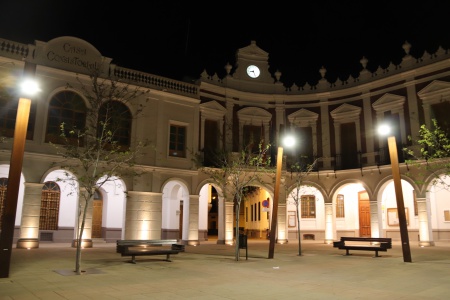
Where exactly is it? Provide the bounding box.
[378,124,412,263]
[268,135,295,259]
[0,79,40,278]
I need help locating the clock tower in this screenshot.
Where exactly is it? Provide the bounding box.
[232,40,275,84]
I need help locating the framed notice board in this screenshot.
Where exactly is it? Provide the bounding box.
[387,208,409,226]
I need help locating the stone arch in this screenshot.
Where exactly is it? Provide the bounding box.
[161,178,191,242]
[330,179,373,201]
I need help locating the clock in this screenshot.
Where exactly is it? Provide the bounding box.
[246,65,260,78]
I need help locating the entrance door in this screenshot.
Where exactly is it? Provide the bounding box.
[358,191,371,237]
[92,192,103,238]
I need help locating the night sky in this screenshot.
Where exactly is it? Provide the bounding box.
[1,1,449,86]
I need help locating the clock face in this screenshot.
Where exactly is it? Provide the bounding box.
[246,65,260,78]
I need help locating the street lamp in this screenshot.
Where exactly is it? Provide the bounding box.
[0,78,40,278]
[378,124,412,263]
[268,135,295,259]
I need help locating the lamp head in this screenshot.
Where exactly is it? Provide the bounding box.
[282,135,296,148]
[377,124,391,136]
[20,79,40,97]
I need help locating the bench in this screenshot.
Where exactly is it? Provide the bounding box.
[333,237,392,257]
[116,239,185,263]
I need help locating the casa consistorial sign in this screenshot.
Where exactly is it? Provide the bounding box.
[33,36,111,75]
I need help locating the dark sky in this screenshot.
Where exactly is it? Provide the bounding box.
[1,1,450,86]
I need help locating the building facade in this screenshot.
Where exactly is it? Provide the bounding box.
[1,36,450,249]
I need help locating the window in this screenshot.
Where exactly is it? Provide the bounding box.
[301,195,316,218]
[39,181,60,230]
[336,194,345,218]
[245,207,248,222]
[258,202,261,221]
[46,91,86,144]
[444,210,450,222]
[243,124,263,153]
[0,178,7,227]
[169,124,186,157]
[203,119,220,166]
[98,101,132,149]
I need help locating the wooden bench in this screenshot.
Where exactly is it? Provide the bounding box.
[333,237,392,257]
[116,239,185,263]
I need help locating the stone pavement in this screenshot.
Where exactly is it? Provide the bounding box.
[1,238,450,299]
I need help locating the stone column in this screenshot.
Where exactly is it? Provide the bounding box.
[417,196,434,246]
[363,95,376,164]
[406,84,420,136]
[200,115,206,150]
[217,195,226,244]
[355,119,362,152]
[125,191,163,240]
[218,118,224,149]
[225,101,234,151]
[324,202,334,244]
[16,182,42,249]
[311,123,318,157]
[320,101,332,168]
[275,105,285,143]
[186,195,199,245]
[225,201,234,245]
[239,119,244,148]
[370,200,380,238]
[399,110,407,144]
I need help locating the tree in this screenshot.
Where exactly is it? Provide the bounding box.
[404,118,450,189]
[286,156,318,256]
[51,68,149,274]
[198,141,271,261]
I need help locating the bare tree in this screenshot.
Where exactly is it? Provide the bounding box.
[285,157,318,256]
[198,141,271,261]
[51,68,149,274]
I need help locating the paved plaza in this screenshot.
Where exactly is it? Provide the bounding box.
[1,238,450,299]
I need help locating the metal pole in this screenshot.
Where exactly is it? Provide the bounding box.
[0,97,31,278]
[268,146,283,259]
[387,136,412,263]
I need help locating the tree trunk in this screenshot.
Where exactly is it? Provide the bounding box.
[234,202,241,261]
[296,205,302,256]
[75,195,90,274]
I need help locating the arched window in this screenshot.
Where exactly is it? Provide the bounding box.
[98,101,131,149]
[0,178,7,227]
[45,91,86,144]
[39,181,60,230]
